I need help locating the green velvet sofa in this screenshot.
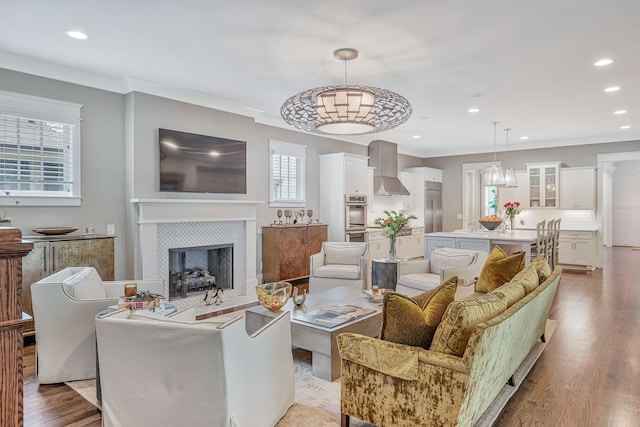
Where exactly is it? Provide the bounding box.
[337,265,562,427]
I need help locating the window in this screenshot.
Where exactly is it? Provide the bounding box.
[269,140,305,207]
[0,90,82,206]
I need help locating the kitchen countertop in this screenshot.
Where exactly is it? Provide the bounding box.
[425,230,539,241]
[513,225,598,232]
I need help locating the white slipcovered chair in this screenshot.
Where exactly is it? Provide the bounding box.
[95,307,294,427]
[395,248,489,297]
[309,242,369,293]
[30,266,164,384]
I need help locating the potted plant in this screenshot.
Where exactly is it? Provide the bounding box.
[374,210,417,261]
[504,201,522,231]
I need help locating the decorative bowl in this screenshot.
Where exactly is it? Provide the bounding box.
[256,281,292,311]
[32,227,79,235]
[479,220,502,231]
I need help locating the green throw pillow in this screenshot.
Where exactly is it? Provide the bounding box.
[475,246,526,292]
[379,276,457,349]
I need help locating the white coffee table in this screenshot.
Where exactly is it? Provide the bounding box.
[246,286,382,381]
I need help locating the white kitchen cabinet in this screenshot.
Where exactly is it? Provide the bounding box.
[423,167,443,183]
[344,155,369,195]
[454,238,491,252]
[498,170,529,208]
[319,153,370,241]
[558,230,596,270]
[425,236,456,257]
[366,167,375,210]
[396,227,424,259]
[400,171,415,212]
[425,235,492,258]
[526,162,561,208]
[559,167,596,209]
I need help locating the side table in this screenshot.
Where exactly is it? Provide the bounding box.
[371,259,399,290]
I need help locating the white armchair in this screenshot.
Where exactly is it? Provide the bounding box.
[396,248,488,297]
[95,307,294,427]
[309,242,369,293]
[30,267,164,384]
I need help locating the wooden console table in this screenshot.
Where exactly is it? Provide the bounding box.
[262,224,327,283]
[0,227,34,427]
[21,234,115,335]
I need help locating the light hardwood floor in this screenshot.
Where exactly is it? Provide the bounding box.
[21,247,640,426]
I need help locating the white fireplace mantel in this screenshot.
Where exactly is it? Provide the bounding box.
[131,198,264,224]
[130,199,264,303]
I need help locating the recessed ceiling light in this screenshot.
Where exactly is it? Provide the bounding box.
[519,136,529,140]
[620,125,631,129]
[468,107,480,113]
[412,135,421,139]
[604,86,620,92]
[66,30,88,40]
[594,58,613,67]
[614,110,627,115]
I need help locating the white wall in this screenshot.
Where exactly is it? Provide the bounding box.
[612,160,640,246]
[0,68,128,278]
[425,141,640,232]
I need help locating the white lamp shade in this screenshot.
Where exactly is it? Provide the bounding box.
[484,164,506,186]
[504,168,518,187]
[316,88,376,134]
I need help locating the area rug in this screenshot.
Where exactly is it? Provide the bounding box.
[67,320,557,426]
[66,348,361,426]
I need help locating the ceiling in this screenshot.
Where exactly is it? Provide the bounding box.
[1,0,639,157]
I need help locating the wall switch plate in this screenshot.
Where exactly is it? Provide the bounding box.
[456,213,463,219]
[107,224,115,235]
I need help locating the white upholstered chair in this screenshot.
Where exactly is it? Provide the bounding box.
[309,242,369,293]
[95,307,294,427]
[30,267,164,384]
[395,248,488,297]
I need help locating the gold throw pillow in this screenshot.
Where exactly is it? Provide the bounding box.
[379,276,457,349]
[475,246,526,293]
[530,256,552,284]
[430,292,508,357]
[509,263,540,294]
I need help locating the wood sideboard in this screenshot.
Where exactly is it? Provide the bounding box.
[0,227,33,427]
[262,224,327,283]
[21,234,115,335]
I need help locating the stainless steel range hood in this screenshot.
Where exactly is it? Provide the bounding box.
[368,140,410,196]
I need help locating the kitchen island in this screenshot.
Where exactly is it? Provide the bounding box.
[424,230,538,264]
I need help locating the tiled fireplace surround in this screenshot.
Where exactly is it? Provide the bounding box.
[131,199,261,312]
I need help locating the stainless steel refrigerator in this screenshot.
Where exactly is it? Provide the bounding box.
[424,181,443,233]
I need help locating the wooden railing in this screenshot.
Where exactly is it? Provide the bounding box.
[0,227,33,427]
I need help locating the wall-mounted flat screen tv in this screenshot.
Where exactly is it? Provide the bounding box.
[159,128,247,194]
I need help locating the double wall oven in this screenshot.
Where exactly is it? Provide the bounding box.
[345,195,367,242]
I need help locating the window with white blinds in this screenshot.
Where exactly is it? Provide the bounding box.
[269,140,306,207]
[0,116,73,193]
[0,90,82,206]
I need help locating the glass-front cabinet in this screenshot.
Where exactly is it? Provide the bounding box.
[526,162,561,208]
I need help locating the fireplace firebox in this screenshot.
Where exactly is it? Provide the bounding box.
[169,244,233,300]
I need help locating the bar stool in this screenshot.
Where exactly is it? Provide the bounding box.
[544,219,555,267]
[552,218,561,268]
[531,220,546,259]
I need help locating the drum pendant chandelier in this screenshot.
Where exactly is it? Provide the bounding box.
[280,48,412,135]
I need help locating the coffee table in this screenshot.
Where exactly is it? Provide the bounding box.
[246,286,382,381]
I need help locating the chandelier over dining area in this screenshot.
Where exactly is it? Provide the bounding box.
[280,48,412,135]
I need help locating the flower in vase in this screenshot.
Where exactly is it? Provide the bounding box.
[504,201,521,219]
[374,210,417,236]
